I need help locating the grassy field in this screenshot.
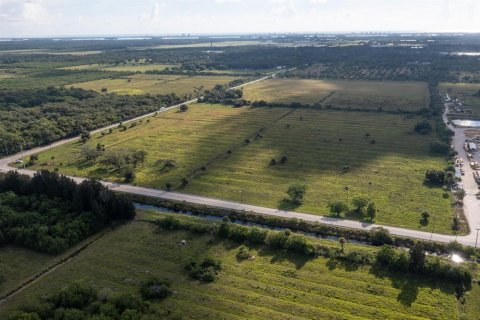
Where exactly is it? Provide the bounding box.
[0,247,55,297]
[62,63,178,72]
[132,40,270,50]
[0,212,463,320]
[439,82,480,115]
[243,79,429,111]
[31,103,453,233]
[71,74,244,95]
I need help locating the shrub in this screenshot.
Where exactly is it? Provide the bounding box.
[421,210,430,222]
[123,167,135,182]
[429,141,450,155]
[7,311,41,320]
[414,120,432,134]
[47,282,97,309]
[185,257,222,282]
[352,197,369,213]
[140,278,172,300]
[236,246,252,260]
[425,169,445,185]
[286,184,307,204]
[369,227,393,246]
[328,201,349,217]
[157,216,183,230]
[227,225,249,242]
[247,227,268,244]
[265,231,289,249]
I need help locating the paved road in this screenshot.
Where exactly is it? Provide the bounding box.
[1,82,479,246]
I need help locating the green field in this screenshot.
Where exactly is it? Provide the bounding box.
[62,63,178,72]
[243,79,429,111]
[0,69,16,80]
[0,213,462,320]
[31,103,453,233]
[71,74,244,95]
[132,40,270,50]
[439,82,480,115]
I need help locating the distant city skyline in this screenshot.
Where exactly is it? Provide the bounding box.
[0,0,479,38]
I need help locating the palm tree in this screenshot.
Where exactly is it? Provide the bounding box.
[339,237,346,253]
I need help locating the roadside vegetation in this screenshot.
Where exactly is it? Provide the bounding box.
[1,211,474,320]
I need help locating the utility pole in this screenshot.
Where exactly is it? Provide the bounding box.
[475,228,480,251]
[3,143,8,156]
[430,212,436,241]
[20,144,25,168]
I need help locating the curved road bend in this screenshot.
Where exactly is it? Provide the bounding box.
[1,82,479,246]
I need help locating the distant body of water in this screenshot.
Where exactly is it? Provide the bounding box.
[452,119,480,127]
[452,52,480,56]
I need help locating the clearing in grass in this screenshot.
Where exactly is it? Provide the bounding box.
[31,103,453,233]
[243,78,429,112]
[71,74,245,95]
[0,213,462,320]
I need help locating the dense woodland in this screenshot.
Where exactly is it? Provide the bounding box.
[0,171,135,254]
[0,88,184,155]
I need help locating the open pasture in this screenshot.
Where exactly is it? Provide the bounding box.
[0,215,460,320]
[243,78,429,111]
[32,103,452,233]
[132,40,269,50]
[61,63,178,73]
[71,74,244,95]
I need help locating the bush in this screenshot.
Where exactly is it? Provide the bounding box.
[429,141,450,155]
[425,169,445,186]
[328,200,349,217]
[123,167,135,182]
[185,257,222,282]
[265,230,289,249]
[352,197,369,213]
[369,227,393,246]
[236,246,252,260]
[48,282,97,310]
[247,227,268,244]
[157,216,183,230]
[285,234,315,256]
[140,278,172,300]
[286,184,307,204]
[414,120,432,134]
[7,311,41,320]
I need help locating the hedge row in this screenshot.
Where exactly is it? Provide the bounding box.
[128,194,476,258]
[155,215,471,285]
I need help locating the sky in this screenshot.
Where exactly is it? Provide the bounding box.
[0,0,479,38]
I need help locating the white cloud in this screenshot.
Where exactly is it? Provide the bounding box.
[0,0,55,24]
